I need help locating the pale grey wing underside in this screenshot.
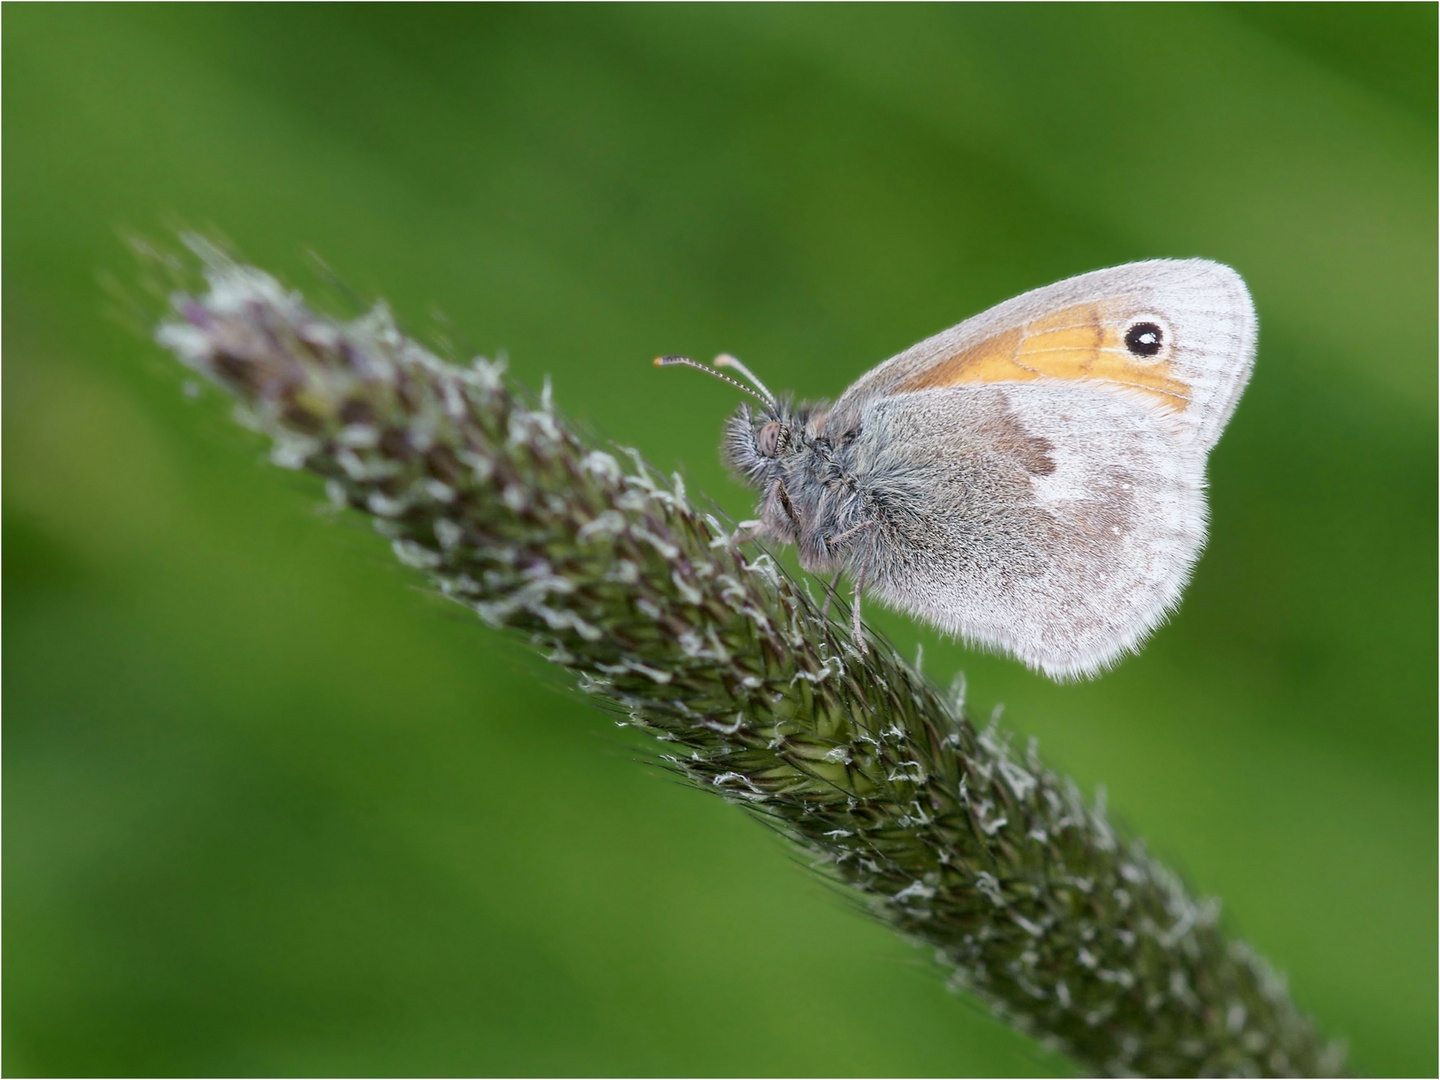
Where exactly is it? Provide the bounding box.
[851,382,1207,679]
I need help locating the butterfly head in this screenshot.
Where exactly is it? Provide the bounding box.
[655,352,806,482]
[721,398,809,485]
[654,352,837,551]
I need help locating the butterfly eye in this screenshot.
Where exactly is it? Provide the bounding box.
[757,421,784,457]
[1124,321,1165,357]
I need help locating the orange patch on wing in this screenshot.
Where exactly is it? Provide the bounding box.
[898,301,1190,413]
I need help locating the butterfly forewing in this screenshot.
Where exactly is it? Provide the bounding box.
[831,259,1255,452]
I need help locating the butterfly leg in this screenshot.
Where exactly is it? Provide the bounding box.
[851,560,869,655]
[818,520,875,647]
[827,519,876,547]
[726,520,764,546]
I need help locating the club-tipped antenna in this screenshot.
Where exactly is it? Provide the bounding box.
[653,355,772,406]
[713,354,776,404]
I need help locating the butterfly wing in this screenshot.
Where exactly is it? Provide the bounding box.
[827,260,1254,678]
[829,259,1256,453]
[850,381,1207,679]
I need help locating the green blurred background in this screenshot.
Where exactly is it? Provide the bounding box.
[5,5,1434,1076]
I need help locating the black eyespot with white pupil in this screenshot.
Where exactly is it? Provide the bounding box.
[1125,321,1164,357]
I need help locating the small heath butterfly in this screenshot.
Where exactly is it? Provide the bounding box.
[659,259,1256,680]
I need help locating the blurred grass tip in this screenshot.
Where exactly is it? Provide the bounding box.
[143,235,1344,1078]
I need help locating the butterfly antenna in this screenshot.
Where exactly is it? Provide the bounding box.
[713,354,776,404]
[653,355,771,406]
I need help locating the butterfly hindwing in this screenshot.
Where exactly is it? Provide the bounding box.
[849,380,1206,679]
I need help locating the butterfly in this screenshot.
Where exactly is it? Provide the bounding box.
[658,260,1256,680]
